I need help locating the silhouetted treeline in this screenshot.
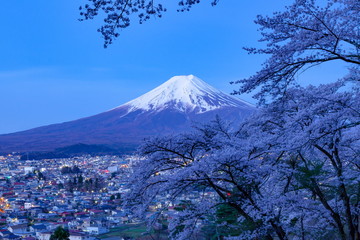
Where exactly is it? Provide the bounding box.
[60,165,81,174]
[19,143,136,160]
[64,175,105,193]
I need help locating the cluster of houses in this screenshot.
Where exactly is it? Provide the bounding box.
[0,154,133,240]
[0,153,218,240]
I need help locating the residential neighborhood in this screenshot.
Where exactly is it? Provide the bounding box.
[0,154,134,240]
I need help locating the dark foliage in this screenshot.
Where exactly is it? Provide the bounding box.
[19,143,129,160]
[20,152,70,160]
[65,175,105,193]
[60,165,82,175]
[50,226,70,240]
[55,143,118,155]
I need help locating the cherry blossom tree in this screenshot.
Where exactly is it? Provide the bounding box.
[234,0,360,101]
[241,80,360,240]
[79,0,219,47]
[107,0,360,239]
[124,79,359,239]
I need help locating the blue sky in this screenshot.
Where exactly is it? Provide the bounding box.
[0,0,347,134]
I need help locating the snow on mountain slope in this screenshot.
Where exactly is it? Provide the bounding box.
[121,75,253,113]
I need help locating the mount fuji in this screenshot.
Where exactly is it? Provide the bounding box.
[0,75,255,153]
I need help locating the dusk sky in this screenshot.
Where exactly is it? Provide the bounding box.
[0,0,347,134]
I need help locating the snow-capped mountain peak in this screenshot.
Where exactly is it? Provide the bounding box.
[123,75,253,113]
[0,75,256,152]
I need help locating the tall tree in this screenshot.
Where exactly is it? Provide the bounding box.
[50,226,70,240]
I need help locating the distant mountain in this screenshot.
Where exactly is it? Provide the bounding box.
[0,75,255,153]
